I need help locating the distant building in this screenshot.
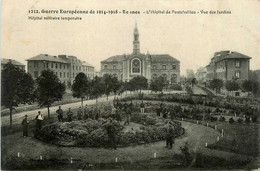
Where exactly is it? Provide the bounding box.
[101,24,180,83]
[26,54,94,86]
[1,58,25,70]
[195,67,207,83]
[206,51,251,82]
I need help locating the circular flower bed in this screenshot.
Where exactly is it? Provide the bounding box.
[37,114,184,147]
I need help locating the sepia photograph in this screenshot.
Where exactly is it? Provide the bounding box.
[1,0,260,170]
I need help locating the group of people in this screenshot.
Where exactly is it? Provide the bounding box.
[55,105,102,122]
[21,111,44,137]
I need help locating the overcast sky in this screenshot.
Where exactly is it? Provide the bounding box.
[1,0,260,76]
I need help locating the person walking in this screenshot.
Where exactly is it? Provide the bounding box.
[67,108,73,122]
[77,107,83,120]
[140,101,145,113]
[21,115,29,137]
[166,123,175,149]
[35,111,44,133]
[124,106,131,125]
[83,104,89,120]
[106,119,117,149]
[56,106,64,122]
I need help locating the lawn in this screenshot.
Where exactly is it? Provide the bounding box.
[208,122,259,157]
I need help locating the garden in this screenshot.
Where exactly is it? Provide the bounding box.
[36,111,184,147]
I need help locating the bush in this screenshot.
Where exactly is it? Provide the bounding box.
[38,115,184,148]
[209,116,218,122]
[169,84,182,91]
[237,118,243,123]
[229,117,235,124]
[219,116,226,122]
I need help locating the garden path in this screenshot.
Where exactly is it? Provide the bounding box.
[2,121,221,164]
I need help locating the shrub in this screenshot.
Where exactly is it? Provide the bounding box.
[237,118,243,123]
[229,117,235,124]
[219,116,226,122]
[209,116,218,122]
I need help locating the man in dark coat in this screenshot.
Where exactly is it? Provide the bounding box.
[140,101,145,113]
[106,119,117,149]
[21,115,29,137]
[67,108,73,122]
[77,107,83,120]
[166,123,175,149]
[56,106,63,122]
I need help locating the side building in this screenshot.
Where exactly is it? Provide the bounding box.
[100,24,180,83]
[26,54,94,86]
[1,58,25,70]
[206,51,251,82]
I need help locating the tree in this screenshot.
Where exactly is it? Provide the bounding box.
[36,69,65,118]
[129,76,148,93]
[209,79,223,94]
[90,76,105,103]
[111,77,122,96]
[242,80,259,97]
[225,80,240,91]
[1,63,35,127]
[102,74,114,100]
[71,72,90,107]
[150,76,165,93]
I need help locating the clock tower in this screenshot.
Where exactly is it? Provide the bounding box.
[133,23,140,54]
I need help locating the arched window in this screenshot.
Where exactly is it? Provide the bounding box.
[113,65,117,69]
[131,58,141,74]
[162,74,167,80]
[152,74,158,80]
[104,65,108,69]
[113,73,118,78]
[171,74,177,83]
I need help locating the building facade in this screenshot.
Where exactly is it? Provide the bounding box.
[1,58,25,70]
[206,51,251,82]
[195,67,207,83]
[27,54,94,86]
[101,24,180,83]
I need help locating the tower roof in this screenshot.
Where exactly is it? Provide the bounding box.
[134,23,139,35]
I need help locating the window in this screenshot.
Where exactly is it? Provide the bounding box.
[64,72,65,78]
[60,72,62,78]
[162,74,167,80]
[46,63,49,68]
[113,65,117,69]
[34,71,38,78]
[113,73,118,78]
[153,65,157,69]
[171,74,177,83]
[60,64,62,69]
[235,61,240,68]
[51,63,53,68]
[172,65,176,69]
[34,62,38,67]
[132,58,141,73]
[67,72,69,77]
[235,71,240,78]
[104,65,108,69]
[56,64,58,69]
[162,65,166,70]
[73,73,74,78]
[64,65,65,69]
[152,74,158,80]
[76,66,78,70]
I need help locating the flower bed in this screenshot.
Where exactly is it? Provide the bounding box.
[37,115,184,147]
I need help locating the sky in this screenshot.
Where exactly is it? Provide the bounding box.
[1,0,260,76]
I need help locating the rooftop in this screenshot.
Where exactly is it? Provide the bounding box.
[27,54,68,64]
[213,51,251,62]
[101,53,180,63]
[1,58,25,66]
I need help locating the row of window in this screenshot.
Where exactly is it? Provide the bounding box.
[152,64,179,70]
[102,64,179,70]
[33,71,94,79]
[152,73,177,79]
[217,61,241,69]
